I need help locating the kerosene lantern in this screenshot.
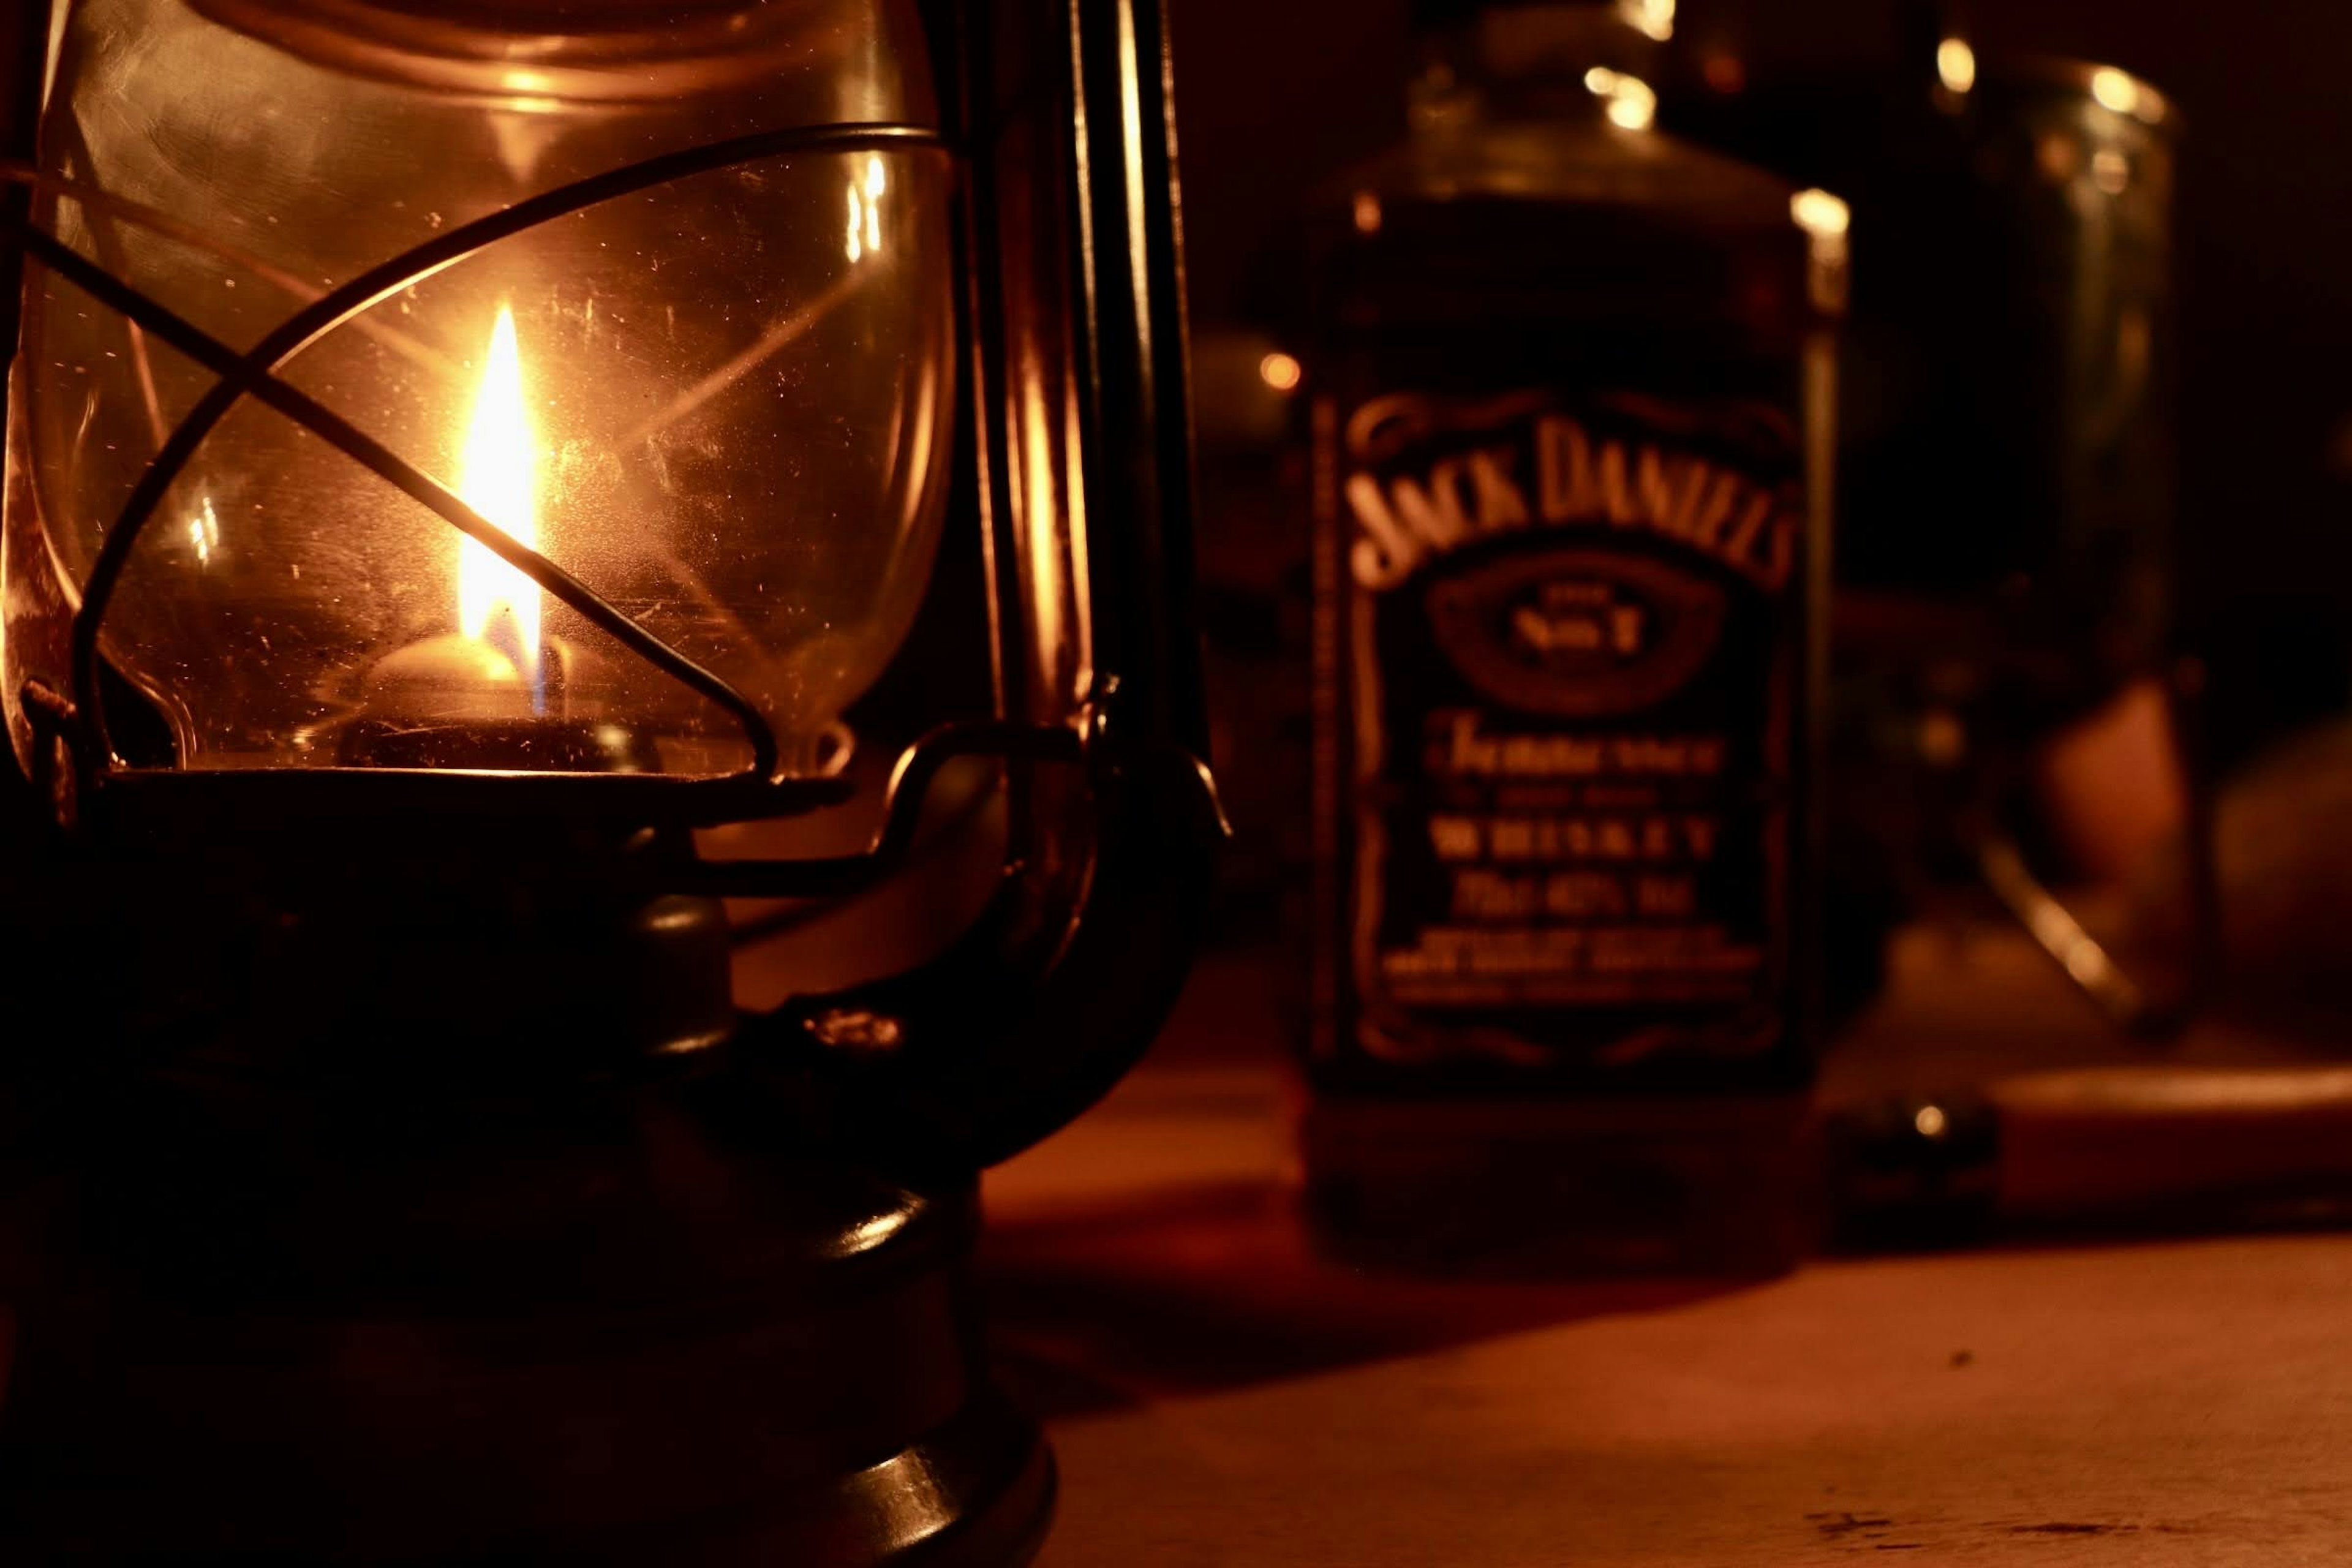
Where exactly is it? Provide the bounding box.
[0,0,1212,1561]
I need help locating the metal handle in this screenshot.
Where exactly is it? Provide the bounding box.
[747,0,1216,1176]
[743,699,1226,1177]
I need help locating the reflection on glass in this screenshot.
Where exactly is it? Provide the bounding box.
[1618,0,1674,44]
[2090,66,2140,117]
[1936,37,1977,97]
[1583,66,1658,132]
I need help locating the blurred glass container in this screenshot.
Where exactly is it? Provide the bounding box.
[1659,23,2203,1035]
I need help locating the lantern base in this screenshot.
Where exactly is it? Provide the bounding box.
[0,1050,1053,1566]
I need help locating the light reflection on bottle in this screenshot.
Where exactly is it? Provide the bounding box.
[1937,37,1977,96]
[1583,66,1657,132]
[1618,0,1674,43]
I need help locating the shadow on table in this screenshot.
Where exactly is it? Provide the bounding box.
[980,1179,1761,1416]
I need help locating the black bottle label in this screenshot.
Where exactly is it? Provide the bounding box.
[1311,386,1804,1076]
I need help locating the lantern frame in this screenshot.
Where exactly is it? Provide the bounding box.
[0,0,1221,1170]
[0,2,1212,1560]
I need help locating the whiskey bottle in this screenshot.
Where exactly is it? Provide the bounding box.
[1298,0,1842,1272]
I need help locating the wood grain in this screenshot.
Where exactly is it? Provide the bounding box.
[1027,1233,2352,1564]
[989,938,2352,1564]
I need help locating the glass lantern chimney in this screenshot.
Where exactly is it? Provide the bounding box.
[4,0,957,777]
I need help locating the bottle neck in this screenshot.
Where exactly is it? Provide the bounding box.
[1409,2,1667,134]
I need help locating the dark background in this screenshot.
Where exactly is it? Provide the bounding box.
[1165,0,2352,765]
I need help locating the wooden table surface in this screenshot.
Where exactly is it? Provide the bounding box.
[982,932,2352,1564]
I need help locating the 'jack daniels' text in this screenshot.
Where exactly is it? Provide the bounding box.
[1344,412,1798,594]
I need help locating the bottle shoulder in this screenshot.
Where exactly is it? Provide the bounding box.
[1299,121,1826,349]
[1323,121,1804,233]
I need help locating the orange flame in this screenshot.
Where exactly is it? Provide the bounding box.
[456,304,542,699]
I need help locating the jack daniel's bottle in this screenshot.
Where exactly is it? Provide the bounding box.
[1300,0,1842,1272]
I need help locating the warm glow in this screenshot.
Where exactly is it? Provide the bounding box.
[2090,67,2139,116]
[1584,67,1657,132]
[1259,351,1303,393]
[1913,1104,1950,1140]
[1790,187,1850,239]
[1792,189,1850,311]
[457,304,542,694]
[847,153,887,263]
[187,495,219,567]
[1619,0,1674,42]
[1936,37,1976,95]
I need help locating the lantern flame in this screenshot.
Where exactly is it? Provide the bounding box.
[457,304,543,707]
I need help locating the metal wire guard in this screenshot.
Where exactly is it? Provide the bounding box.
[2,0,1221,1186]
[1,120,952,794]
